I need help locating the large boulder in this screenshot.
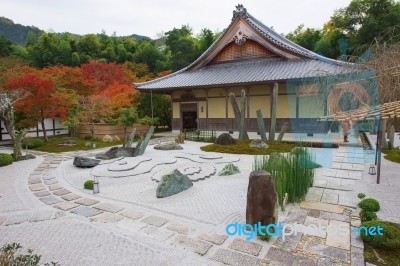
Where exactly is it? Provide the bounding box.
[154,141,183,151]
[249,139,268,149]
[104,147,135,159]
[215,133,236,145]
[73,157,100,168]
[156,169,193,198]
[246,170,278,226]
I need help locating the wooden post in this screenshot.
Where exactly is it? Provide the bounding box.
[381,119,387,148]
[269,83,278,141]
[205,89,209,130]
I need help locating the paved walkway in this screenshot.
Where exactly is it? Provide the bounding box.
[0,137,378,265]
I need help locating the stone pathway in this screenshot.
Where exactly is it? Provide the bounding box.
[0,143,368,265]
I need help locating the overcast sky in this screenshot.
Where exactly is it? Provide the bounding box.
[1,0,352,38]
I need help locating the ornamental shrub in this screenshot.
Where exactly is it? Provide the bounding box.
[22,138,44,149]
[0,153,13,167]
[360,209,378,223]
[357,193,366,200]
[358,198,380,212]
[360,220,400,250]
[84,180,94,190]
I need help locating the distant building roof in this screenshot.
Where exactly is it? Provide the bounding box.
[136,5,349,91]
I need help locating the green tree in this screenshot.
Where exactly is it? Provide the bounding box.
[286,24,322,51]
[137,93,171,129]
[112,107,139,141]
[0,36,12,56]
[197,28,214,53]
[134,40,167,73]
[165,25,199,71]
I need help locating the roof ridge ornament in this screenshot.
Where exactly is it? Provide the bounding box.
[232,4,248,20]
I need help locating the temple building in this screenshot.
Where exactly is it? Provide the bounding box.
[135,5,348,134]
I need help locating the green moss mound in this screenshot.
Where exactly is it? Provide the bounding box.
[84,180,94,190]
[361,220,400,250]
[201,140,295,155]
[0,153,13,167]
[358,198,380,212]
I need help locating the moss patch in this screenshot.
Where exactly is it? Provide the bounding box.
[28,136,123,153]
[200,140,295,155]
[364,244,400,266]
[382,148,400,164]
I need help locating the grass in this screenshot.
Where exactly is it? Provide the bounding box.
[26,136,123,153]
[364,244,400,266]
[200,140,296,155]
[382,147,400,164]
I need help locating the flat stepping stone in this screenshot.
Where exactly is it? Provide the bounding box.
[61,193,81,201]
[211,249,264,266]
[139,226,174,241]
[29,184,46,191]
[28,178,42,185]
[303,241,349,262]
[48,184,63,191]
[44,179,58,185]
[228,239,262,256]
[166,223,189,235]
[107,157,152,171]
[198,233,228,245]
[34,191,51,197]
[171,235,212,255]
[53,189,71,196]
[39,196,63,205]
[141,215,168,227]
[326,220,351,250]
[75,198,99,206]
[70,206,103,217]
[30,211,53,222]
[119,209,144,220]
[4,214,30,225]
[90,213,124,223]
[300,201,344,214]
[93,203,124,213]
[0,216,6,225]
[54,202,80,211]
[266,247,317,266]
[319,211,350,223]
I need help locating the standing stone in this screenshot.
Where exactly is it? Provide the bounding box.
[124,128,136,147]
[389,125,395,149]
[269,83,278,141]
[381,119,388,148]
[277,122,288,142]
[246,170,278,226]
[256,109,267,142]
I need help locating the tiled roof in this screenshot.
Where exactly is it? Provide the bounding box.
[135,5,348,91]
[136,58,347,90]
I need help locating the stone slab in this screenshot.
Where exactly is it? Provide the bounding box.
[48,184,64,191]
[303,241,348,263]
[172,235,212,255]
[39,196,63,205]
[119,209,144,220]
[211,249,264,266]
[308,209,320,218]
[54,201,80,211]
[321,193,339,205]
[4,214,30,225]
[320,211,350,223]
[351,246,365,266]
[30,211,53,222]
[326,220,350,250]
[300,201,344,214]
[266,247,316,266]
[285,208,309,224]
[350,227,364,249]
[44,179,58,185]
[34,191,51,197]
[198,232,228,245]
[70,206,103,217]
[93,203,124,213]
[28,178,42,185]
[141,215,168,227]
[90,213,124,223]
[53,189,71,196]
[117,218,147,232]
[75,198,99,206]
[228,238,262,256]
[61,193,81,201]
[140,225,174,241]
[0,216,6,225]
[274,232,303,250]
[304,216,329,228]
[29,184,46,191]
[166,223,189,235]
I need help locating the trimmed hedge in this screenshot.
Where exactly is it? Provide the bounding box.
[358,198,380,212]
[0,153,13,167]
[360,209,378,223]
[360,220,400,250]
[22,138,44,149]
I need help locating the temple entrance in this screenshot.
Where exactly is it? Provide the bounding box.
[181,103,198,130]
